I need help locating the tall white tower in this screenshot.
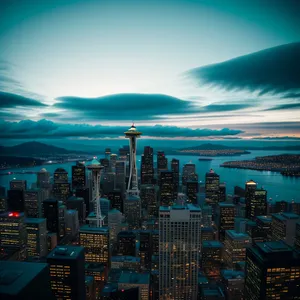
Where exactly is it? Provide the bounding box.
[124,124,142,196]
[87,159,104,227]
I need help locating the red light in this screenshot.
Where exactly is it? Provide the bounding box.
[8,212,19,217]
[121,290,124,292]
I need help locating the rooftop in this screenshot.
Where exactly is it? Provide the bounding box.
[160,203,201,212]
[226,230,251,241]
[118,272,150,285]
[47,246,84,260]
[111,256,140,263]
[67,196,84,201]
[272,212,300,221]
[0,261,49,296]
[221,269,244,280]
[203,240,224,248]
[218,202,235,208]
[256,241,292,254]
[256,215,272,223]
[80,225,109,233]
[25,218,46,224]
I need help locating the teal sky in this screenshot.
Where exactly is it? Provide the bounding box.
[0,0,299,140]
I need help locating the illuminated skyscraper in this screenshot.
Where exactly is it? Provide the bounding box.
[205,169,220,208]
[25,218,48,258]
[157,151,168,173]
[87,159,104,227]
[245,180,257,219]
[47,246,85,300]
[182,164,197,186]
[245,241,300,300]
[124,124,142,196]
[79,225,110,265]
[108,208,123,244]
[246,187,267,220]
[271,212,300,246]
[159,204,201,299]
[171,158,180,195]
[140,184,159,218]
[216,203,236,242]
[24,188,43,218]
[186,180,199,204]
[43,198,60,235]
[72,162,86,190]
[118,231,136,256]
[159,171,175,206]
[115,160,126,193]
[10,180,27,190]
[37,168,50,188]
[124,195,141,229]
[141,146,154,184]
[53,168,70,203]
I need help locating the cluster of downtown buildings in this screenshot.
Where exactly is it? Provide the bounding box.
[0,125,300,299]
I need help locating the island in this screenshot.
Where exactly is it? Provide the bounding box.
[220,154,300,176]
[175,143,250,156]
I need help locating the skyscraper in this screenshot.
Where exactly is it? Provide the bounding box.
[24,189,43,218]
[157,151,168,173]
[25,218,48,258]
[118,231,136,256]
[140,184,159,218]
[53,168,70,203]
[37,168,51,188]
[115,161,126,193]
[10,180,27,190]
[182,163,197,186]
[171,158,180,196]
[124,124,142,196]
[141,146,154,184]
[186,180,199,204]
[79,225,110,265]
[72,161,86,190]
[271,212,300,246]
[124,195,141,229]
[7,189,24,212]
[245,241,300,299]
[108,208,123,245]
[245,180,257,219]
[139,230,152,271]
[47,246,85,300]
[108,189,123,213]
[205,169,220,209]
[216,203,236,242]
[246,187,267,220]
[159,204,201,299]
[43,198,60,236]
[159,171,175,206]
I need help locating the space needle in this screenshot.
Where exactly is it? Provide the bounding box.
[87,158,104,227]
[125,123,142,196]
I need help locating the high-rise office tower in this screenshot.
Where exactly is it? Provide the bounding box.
[24,188,43,218]
[111,256,141,272]
[159,204,201,299]
[119,145,130,161]
[255,215,272,243]
[66,195,86,224]
[171,158,179,196]
[216,203,236,242]
[58,203,66,239]
[53,168,70,203]
[205,169,220,208]
[102,172,115,195]
[100,198,110,217]
[201,241,224,280]
[118,231,136,256]
[140,185,159,218]
[139,230,152,271]
[65,209,79,237]
[274,200,289,213]
[157,151,168,173]
[271,212,300,246]
[125,124,142,196]
[48,246,86,300]
[159,171,175,206]
[7,189,25,212]
[245,179,257,219]
[124,195,141,229]
[245,241,300,300]
[37,168,51,188]
[141,146,154,184]
[108,189,123,213]
[10,179,27,190]
[0,196,6,213]
[43,198,60,236]
[219,183,226,202]
[25,218,48,258]
[76,187,90,217]
[0,211,27,249]
[221,270,245,300]
[79,225,110,265]
[118,272,150,300]
[246,187,267,220]
[186,180,199,204]
[72,162,86,190]
[223,230,252,268]
[182,163,197,186]
[85,276,96,300]
[202,204,213,227]
[109,153,118,171]
[100,158,110,173]
[87,159,104,227]
[115,161,126,193]
[108,208,123,244]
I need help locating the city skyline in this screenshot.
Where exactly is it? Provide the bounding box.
[0,0,300,142]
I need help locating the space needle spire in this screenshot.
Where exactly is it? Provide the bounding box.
[87,158,104,227]
[124,123,142,196]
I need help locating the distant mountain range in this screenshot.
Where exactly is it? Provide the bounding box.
[0,141,87,157]
[0,141,299,157]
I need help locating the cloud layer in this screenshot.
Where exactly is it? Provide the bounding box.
[0,91,47,108]
[0,119,243,139]
[186,42,300,96]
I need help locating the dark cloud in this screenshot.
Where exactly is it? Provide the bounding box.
[202,103,253,112]
[0,119,243,139]
[0,91,47,108]
[281,92,300,99]
[186,42,300,96]
[266,102,300,111]
[54,93,199,120]
[253,136,300,140]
